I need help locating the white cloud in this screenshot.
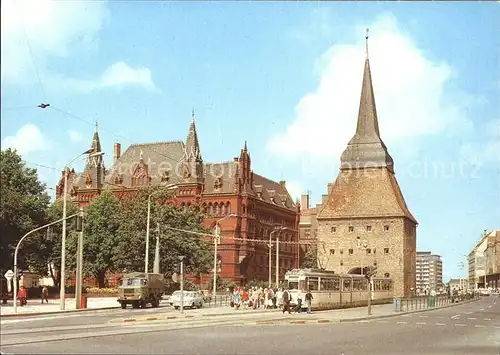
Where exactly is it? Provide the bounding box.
[2,124,50,155]
[68,129,83,142]
[1,1,155,92]
[1,0,108,84]
[284,180,304,202]
[460,119,500,164]
[268,14,473,165]
[68,62,156,92]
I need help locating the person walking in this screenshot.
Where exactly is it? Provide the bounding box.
[41,286,49,304]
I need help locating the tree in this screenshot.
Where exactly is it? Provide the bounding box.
[0,149,50,272]
[25,198,79,287]
[80,190,121,287]
[113,187,213,280]
[300,245,318,269]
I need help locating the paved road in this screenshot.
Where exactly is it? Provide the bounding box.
[1,297,498,354]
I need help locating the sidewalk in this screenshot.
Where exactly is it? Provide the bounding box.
[0,297,119,317]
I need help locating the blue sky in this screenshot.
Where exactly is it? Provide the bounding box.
[1,1,499,281]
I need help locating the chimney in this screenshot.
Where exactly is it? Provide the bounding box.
[113,143,121,164]
[279,180,286,188]
[300,193,310,210]
[233,157,239,162]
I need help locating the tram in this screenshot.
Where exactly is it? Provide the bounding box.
[284,268,393,310]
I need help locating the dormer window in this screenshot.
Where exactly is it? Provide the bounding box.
[214,177,223,190]
[114,174,123,185]
[161,170,170,182]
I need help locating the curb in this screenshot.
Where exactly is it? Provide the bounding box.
[0,306,120,319]
[339,298,481,323]
[254,318,340,325]
[110,313,196,324]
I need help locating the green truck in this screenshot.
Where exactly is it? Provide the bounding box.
[117,272,165,309]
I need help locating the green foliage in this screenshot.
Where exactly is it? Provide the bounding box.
[113,186,213,279]
[27,199,79,285]
[80,190,121,287]
[245,279,270,289]
[206,275,237,292]
[0,149,50,271]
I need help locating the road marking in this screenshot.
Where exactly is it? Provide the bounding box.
[474,325,486,328]
[419,315,428,318]
[451,315,460,319]
[358,320,369,323]
[436,316,444,319]
[467,317,476,320]
[455,324,466,327]
[484,318,492,321]
[377,321,388,324]
[435,323,446,326]
[479,308,485,311]
[465,312,473,315]
[415,322,426,325]
[397,321,407,324]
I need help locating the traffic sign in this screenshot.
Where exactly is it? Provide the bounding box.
[4,270,14,281]
[172,272,180,283]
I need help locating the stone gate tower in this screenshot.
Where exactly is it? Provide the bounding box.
[316,31,417,297]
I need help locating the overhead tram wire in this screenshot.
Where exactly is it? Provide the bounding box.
[17,7,49,104]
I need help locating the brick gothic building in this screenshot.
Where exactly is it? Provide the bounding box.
[316,41,418,297]
[56,118,300,285]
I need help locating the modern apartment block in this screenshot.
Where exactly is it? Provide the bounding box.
[468,232,488,289]
[416,252,443,293]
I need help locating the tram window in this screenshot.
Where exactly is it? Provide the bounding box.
[308,277,319,291]
[320,278,340,291]
[374,280,382,291]
[343,279,352,291]
[353,279,367,291]
[288,281,299,290]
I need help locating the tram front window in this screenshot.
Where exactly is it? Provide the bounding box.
[288,281,299,290]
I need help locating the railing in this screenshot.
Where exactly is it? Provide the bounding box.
[204,294,231,308]
[394,293,479,312]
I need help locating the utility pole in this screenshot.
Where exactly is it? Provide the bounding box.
[75,208,84,309]
[153,223,160,274]
[268,232,272,288]
[366,266,376,315]
[179,256,185,314]
[275,233,279,288]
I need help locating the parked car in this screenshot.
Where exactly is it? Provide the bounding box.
[173,291,204,309]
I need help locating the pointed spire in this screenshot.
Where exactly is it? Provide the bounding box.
[365,28,369,59]
[244,140,247,151]
[90,122,102,153]
[184,111,202,161]
[191,108,195,122]
[340,30,394,172]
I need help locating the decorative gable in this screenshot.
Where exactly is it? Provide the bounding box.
[161,170,171,182]
[131,160,149,186]
[114,174,123,185]
[85,172,92,188]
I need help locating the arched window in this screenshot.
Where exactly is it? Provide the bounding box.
[209,203,214,216]
[221,203,226,215]
[226,202,231,215]
[215,203,220,216]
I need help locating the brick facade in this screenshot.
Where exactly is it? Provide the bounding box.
[56,118,300,286]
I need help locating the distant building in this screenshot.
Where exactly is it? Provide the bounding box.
[315,35,417,297]
[468,232,488,289]
[485,230,500,289]
[416,252,443,294]
[447,278,468,291]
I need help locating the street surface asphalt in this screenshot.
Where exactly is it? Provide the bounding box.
[1,297,498,354]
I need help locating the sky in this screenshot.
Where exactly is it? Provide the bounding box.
[1,0,499,281]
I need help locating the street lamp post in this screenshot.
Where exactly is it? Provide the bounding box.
[60,149,103,311]
[179,255,185,314]
[268,227,286,288]
[14,214,77,314]
[145,184,177,273]
[75,207,85,309]
[213,214,237,298]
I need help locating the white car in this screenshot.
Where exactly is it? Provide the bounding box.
[173,291,204,309]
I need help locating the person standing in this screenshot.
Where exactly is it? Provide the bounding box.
[41,286,49,304]
[282,288,291,314]
[304,290,313,314]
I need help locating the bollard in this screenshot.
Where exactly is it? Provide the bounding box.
[80,295,87,309]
